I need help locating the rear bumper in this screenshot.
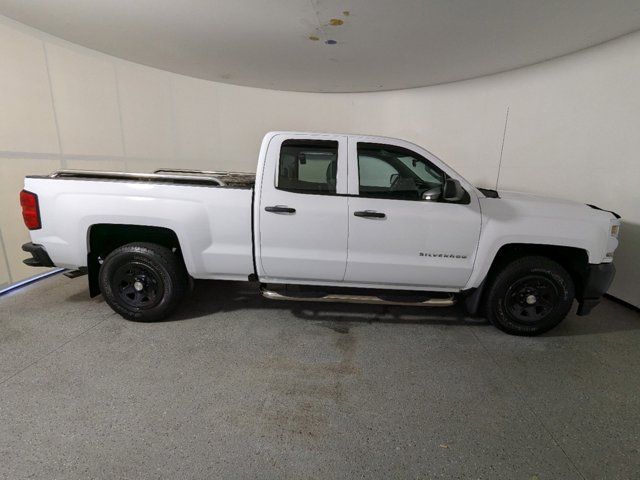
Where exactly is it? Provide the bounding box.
[22,242,55,268]
[577,262,615,316]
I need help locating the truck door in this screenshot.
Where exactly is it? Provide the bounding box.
[256,134,349,282]
[344,140,482,289]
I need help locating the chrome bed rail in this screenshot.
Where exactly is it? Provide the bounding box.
[154,168,252,177]
[49,169,226,186]
[154,168,256,187]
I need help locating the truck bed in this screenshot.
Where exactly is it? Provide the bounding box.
[23,169,256,280]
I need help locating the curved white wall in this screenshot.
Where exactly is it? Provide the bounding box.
[0,15,638,306]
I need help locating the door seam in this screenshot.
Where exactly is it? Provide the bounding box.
[341,197,351,281]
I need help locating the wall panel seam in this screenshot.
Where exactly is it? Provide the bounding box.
[113,62,128,170]
[0,226,13,284]
[495,105,510,190]
[168,74,180,160]
[42,42,65,168]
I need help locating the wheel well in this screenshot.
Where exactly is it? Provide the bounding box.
[86,224,183,297]
[466,243,590,316]
[489,244,589,297]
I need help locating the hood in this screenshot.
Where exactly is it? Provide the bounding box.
[498,190,586,207]
[481,190,617,222]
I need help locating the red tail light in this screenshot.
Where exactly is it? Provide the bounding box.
[20,190,41,230]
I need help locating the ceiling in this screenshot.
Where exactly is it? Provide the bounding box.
[1,0,640,92]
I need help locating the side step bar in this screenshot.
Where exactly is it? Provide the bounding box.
[63,267,88,279]
[261,289,456,307]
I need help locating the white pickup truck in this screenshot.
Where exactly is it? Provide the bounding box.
[20,132,620,335]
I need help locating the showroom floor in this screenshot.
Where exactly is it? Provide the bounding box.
[0,275,638,479]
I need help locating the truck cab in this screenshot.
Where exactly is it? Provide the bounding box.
[255,132,481,290]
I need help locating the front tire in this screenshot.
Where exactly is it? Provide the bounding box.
[99,242,188,322]
[485,256,574,336]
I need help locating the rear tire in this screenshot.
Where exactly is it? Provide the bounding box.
[99,242,188,322]
[485,256,574,336]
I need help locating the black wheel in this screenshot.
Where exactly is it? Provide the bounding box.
[485,256,574,336]
[99,242,188,322]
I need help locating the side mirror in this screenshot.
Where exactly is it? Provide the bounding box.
[389,173,399,187]
[442,178,464,202]
[421,186,441,202]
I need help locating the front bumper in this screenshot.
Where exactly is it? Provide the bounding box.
[576,262,616,316]
[22,242,55,268]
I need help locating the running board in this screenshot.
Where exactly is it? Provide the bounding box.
[63,267,87,279]
[261,289,456,307]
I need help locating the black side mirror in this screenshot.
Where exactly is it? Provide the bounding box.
[443,178,464,202]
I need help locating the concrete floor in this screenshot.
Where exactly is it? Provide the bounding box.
[0,275,639,480]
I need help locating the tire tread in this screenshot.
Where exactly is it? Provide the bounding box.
[99,242,188,322]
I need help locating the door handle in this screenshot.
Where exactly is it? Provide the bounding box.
[354,210,386,219]
[265,205,296,214]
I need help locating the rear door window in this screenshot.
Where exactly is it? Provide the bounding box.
[277,140,338,194]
